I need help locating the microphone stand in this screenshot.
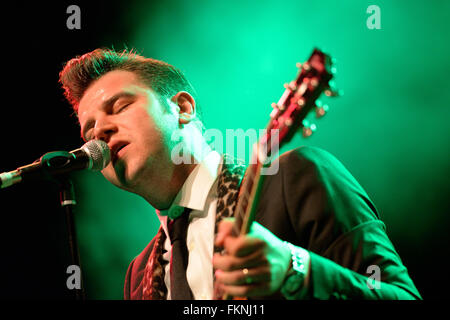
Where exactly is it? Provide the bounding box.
[40,151,86,300]
[57,176,86,301]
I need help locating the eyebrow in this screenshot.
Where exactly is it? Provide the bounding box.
[80,91,136,141]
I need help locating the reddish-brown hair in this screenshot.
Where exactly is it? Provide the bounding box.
[59,48,199,115]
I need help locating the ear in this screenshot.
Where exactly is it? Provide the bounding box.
[171,91,196,125]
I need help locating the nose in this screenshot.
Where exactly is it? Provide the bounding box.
[93,117,118,142]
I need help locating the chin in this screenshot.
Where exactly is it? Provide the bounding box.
[103,152,163,193]
[115,161,150,192]
[101,162,131,189]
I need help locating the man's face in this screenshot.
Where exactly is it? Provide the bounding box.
[77,70,178,193]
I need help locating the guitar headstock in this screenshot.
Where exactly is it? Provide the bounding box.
[229,49,340,252]
[265,48,339,152]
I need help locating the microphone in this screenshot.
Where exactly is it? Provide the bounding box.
[0,140,111,189]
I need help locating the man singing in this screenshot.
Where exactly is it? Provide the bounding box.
[59,48,421,300]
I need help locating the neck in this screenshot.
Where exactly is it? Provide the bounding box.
[141,161,197,210]
[141,125,212,209]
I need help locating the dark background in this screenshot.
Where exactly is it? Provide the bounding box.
[0,2,132,299]
[0,1,448,300]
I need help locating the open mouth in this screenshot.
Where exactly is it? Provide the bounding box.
[117,144,127,154]
[112,143,129,163]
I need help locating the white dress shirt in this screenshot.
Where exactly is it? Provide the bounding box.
[156,151,221,300]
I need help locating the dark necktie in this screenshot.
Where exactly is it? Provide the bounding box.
[169,208,194,300]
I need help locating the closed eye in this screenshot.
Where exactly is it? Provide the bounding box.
[114,103,131,114]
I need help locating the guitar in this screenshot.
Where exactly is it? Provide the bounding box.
[220,48,338,299]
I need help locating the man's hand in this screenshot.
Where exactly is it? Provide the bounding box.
[212,218,292,297]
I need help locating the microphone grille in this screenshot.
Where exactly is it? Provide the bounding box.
[82,140,111,171]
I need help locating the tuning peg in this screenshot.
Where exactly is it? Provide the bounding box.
[310,78,319,88]
[328,80,336,88]
[284,118,293,127]
[303,62,311,71]
[296,62,302,69]
[324,80,342,97]
[301,119,316,137]
[271,102,285,111]
[315,103,329,118]
[284,83,297,91]
[324,88,343,97]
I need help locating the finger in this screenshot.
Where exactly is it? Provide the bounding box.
[224,235,266,257]
[213,247,266,271]
[215,265,271,286]
[215,219,235,247]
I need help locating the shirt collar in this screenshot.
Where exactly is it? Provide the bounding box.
[156,150,221,221]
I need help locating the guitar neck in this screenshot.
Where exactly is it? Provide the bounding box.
[231,48,335,236]
[220,48,336,300]
[232,143,271,236]
[232,164,261,236]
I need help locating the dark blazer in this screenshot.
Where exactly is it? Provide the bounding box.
[124,146,421,300]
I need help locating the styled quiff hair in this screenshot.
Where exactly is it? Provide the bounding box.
[59,48,199,116]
